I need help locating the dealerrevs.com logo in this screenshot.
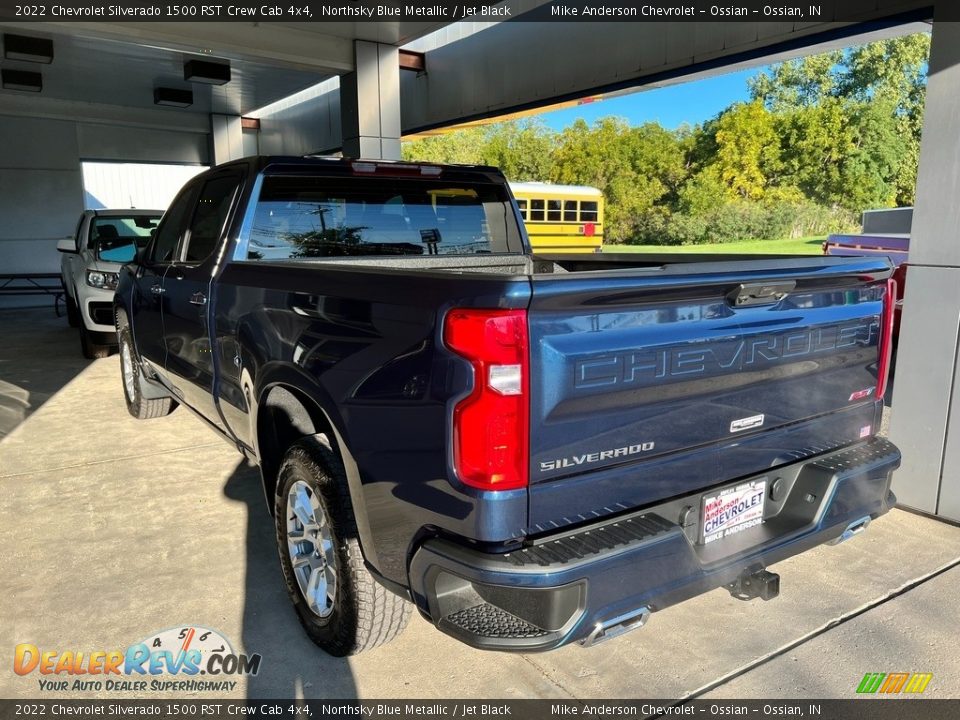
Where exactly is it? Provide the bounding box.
[14,626,261,693]
[856,672,933,695]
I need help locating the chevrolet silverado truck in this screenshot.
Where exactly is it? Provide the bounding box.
[113,156,901,657]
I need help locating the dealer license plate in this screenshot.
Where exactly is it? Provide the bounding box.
[701,480,766,544]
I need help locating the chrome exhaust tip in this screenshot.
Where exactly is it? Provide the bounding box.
[580,606,650,647]
[828,515,872,546]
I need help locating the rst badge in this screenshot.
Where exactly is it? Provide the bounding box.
[730,414,764,433]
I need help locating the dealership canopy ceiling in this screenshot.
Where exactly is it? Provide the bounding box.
[0,19,454,125]
[0,0,936,135]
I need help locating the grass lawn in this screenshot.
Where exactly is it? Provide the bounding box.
[605,236,827,255]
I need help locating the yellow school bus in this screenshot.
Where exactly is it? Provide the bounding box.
[509,182,604,253]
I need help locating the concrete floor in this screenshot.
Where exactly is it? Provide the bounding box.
[2,307,959,700]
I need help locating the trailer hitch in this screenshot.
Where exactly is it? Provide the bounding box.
[726,568,780,602]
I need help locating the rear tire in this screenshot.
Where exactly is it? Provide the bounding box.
[117,322,177,419]
[274,437,410,656]
[79,324,111,360]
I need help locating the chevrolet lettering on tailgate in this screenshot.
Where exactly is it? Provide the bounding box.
[575,319,878,391]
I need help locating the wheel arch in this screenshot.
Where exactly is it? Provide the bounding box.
[114,301,129,329]
[254,381,380,571]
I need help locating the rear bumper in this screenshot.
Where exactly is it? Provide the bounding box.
[408,437,900,651]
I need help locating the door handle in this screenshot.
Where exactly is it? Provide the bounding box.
[189,292,207,306]
[150,285,165,295]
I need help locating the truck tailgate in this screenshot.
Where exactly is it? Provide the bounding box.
[526,257,893,533]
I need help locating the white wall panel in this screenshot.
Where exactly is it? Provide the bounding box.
[81,163,206,211]
[77,124,209,165]
[0,117,83,285]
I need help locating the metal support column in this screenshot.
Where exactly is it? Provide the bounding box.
[211,114,244,164]
[889,19,960,521]
[340,41,401,160]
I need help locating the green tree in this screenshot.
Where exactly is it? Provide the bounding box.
[401,126,488,165]
[750,33,930,205]
[551,118,691,242]
[748,50,843,109]
[480,120,556,181]
[403,120,557,180]
[713,100,781,200]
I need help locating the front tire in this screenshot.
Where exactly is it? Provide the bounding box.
[79,324,111,359]
[117,323,177,419]
[65,293,80,328]
[275,437,410,656]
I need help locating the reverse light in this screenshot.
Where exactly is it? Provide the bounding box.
[444,309,529,491]
[87,270,119,291]
[875,277,898,400]
[488,364,522,395]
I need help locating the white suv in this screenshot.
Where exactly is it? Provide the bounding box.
[58,209,162,358]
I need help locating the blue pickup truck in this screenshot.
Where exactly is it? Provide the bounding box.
[114,156,901,656]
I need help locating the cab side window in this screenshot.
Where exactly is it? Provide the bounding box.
[182,175,241,264]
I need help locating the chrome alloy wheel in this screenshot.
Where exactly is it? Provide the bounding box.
[286,480,337,618]
[121,340,136,400]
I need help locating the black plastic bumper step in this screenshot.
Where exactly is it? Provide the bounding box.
[444,603,550,639]
[808,437,899,474]
[504,513,675,567]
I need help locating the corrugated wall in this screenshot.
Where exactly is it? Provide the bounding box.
[81,163,206,211]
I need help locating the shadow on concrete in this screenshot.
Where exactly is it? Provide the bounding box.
[0,307,90,439]
[223,463,359,699]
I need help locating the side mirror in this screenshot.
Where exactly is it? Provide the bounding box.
[135,246,149,265]
[95,236,138,263]
[57,238,77,254]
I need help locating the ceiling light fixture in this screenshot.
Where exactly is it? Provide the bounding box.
[2,69,42,92]
[3,34,54,64]
[183,59,230,85]
[153,87,193,108]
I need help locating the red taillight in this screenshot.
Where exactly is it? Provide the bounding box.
[443,308,529,491]
[876,278,898,400]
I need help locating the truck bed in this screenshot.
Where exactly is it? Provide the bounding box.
[216,251,892,538]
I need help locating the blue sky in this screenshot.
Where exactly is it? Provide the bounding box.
[536,68,761,131]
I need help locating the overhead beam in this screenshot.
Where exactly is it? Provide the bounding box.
[400,10,933,135]
[399,49,425,72]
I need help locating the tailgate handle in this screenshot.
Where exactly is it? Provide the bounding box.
[727,281,795,307]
